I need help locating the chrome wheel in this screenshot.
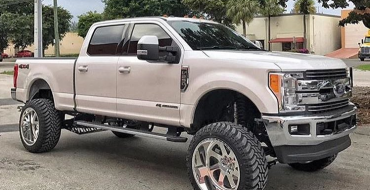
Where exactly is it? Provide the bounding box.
[20,108,40,146]
[192,138,240,190]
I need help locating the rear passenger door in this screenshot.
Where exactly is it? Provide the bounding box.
[116,22,182,126]
[75,24,127,117]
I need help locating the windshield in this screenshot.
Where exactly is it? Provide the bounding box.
[168,21,261,51]
[365,37,370,43]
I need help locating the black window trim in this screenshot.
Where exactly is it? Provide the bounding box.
[87,24,128,57]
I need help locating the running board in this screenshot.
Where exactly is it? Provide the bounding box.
[74,121,188,143]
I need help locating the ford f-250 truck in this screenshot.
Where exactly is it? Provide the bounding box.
[12,17,356,190]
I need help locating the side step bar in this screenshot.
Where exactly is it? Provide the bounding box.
[74,121,188,143]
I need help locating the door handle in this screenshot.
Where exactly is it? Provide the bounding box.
[78,65,88,72]
[118,66,131,74]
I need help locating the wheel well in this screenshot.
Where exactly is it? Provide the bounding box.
[191,89,261,133]
[29,79,53,101]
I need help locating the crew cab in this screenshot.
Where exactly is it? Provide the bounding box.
[12,17,356,190]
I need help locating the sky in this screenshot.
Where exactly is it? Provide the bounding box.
[42,0,105,22]
[42,0,355,22]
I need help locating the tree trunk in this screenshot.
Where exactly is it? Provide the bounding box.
[303,14,306,49]
[268,15,271,51]
[242,20,246,37]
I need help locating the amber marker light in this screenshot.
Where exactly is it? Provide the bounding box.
[269,73,283,110]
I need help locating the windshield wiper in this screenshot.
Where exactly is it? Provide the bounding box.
[197,46,238,50]
[240,47,265,51]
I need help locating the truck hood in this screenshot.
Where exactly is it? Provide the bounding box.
[202,50,347,71]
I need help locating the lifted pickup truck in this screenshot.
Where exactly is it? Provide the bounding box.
[12,17,356,190]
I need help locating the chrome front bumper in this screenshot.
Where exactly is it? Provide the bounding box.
[262,105,357,147]
[262,105,357,163]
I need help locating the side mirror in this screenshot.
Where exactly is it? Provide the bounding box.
[362,39,364,44]
[137,35,159,61]
[254,40,263,49]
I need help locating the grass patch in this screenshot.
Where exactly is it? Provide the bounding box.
[356,64,370,71]
[0,71,14,75]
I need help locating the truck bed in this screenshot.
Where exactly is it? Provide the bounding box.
[15,57,76,111]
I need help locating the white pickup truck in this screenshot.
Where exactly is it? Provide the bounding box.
[12,17,356,190]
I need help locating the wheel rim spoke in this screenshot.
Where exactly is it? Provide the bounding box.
[217,172,225,186]
[20,108,39,146]
[192,138,240,190]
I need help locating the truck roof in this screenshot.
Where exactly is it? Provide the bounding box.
[93,16,218,26]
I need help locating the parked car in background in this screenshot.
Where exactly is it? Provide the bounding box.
[15,50,34,58]
[1,53,9,59]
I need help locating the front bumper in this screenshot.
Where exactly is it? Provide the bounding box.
[359,53,370,58]
[262,105,357,163]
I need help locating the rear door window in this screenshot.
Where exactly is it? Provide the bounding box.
[87,25,126,56]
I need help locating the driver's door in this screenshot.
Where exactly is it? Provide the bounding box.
[116,22,182,126]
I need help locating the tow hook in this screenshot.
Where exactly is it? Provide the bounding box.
[17,106,23,112]
[268,159,278,169]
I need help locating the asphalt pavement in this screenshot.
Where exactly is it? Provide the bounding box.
[1,58,370,190]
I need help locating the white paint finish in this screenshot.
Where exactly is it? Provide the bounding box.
[116,20,183,125]
[116,99,180,126]
[116,56,181,125]
[54,92,74,111]
[16,58,75,105]
[15,17,349,129]
[180,50,282,127]
[75,56,119,116]
[75,94,116,118]
[345,21,368,48]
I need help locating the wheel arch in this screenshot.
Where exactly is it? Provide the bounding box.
[27,78,54,102]
[189,88,262,133]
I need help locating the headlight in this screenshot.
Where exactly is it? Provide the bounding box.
[269,72,305,112]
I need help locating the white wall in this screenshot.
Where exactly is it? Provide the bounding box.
[236,17,268,49]
[345,21,368,48]
[308,15,341,55]
[235,14,341,55]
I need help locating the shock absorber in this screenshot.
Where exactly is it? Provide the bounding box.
[235,94,249,128]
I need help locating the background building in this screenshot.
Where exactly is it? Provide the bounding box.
[4,33,84,57]
[237,13,341,55]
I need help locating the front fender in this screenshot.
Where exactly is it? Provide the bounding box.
[180,63,280,128]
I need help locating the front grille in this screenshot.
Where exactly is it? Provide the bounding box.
[307,99,349,113]
[305,69,347,80]
[361,47,370,54]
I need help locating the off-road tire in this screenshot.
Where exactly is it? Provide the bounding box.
[289,154,337,172]
[187,122,268,190]
[19,99,62,153]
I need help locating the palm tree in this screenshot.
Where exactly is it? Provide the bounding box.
[259,0,284,50]
[293,0,316,14]
[226,0,260,37]
[293,0,316,49]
